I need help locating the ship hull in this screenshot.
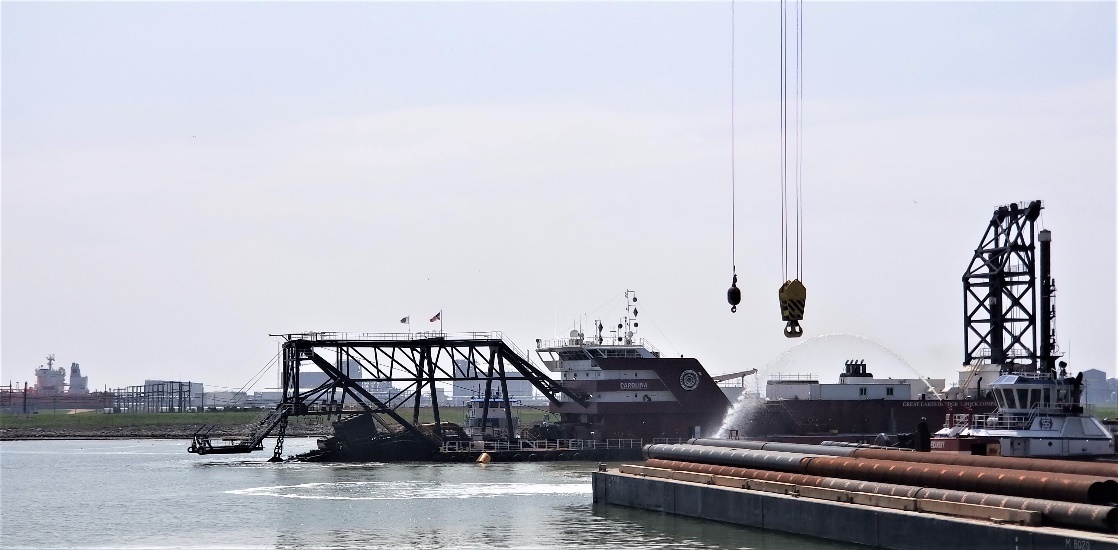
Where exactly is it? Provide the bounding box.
[0,392,115,414]
[550,357,732,441]
[296,440,643,463]
[742,399,997,437]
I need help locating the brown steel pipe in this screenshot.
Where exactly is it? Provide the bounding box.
[644,458,922,498]
[643,458,1118,532]
[802,455,1118,505]
[647,442,1118,504]
[917,487,1118,533]
[849,448,1118,479]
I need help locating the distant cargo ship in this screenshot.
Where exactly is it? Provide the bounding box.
[0,355,111,413]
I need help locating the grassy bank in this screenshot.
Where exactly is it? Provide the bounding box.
[0,411,265,429]
[0,406,555,430]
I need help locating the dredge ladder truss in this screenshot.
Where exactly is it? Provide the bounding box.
[188,332,591,458]
[188,403,292,459]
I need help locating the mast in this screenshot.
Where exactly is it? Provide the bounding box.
[1037,229,1059,375]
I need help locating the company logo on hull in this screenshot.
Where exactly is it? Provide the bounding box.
[679,370,700,391]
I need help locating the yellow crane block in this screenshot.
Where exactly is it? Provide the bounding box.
[778,279,806,338]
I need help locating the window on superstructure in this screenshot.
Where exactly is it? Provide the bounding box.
[993,389,1007,409]
[1057,388,1070,405]
[886,387,894,396]
[859,387,867,396]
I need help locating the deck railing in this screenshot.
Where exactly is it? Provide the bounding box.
[440,438,644,453]
[286,330,545,370]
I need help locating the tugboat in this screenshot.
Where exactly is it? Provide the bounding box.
[930,201,1115,458]
[932,362,1115,457]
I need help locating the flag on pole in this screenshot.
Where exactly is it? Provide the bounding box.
[400,316,409,324]
[429,311,442,322]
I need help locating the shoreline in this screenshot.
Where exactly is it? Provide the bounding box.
[0,425,332,441]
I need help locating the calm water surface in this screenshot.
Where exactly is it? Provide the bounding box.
[0,439,856,549]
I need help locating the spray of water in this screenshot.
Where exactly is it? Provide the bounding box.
[715,332,944,438]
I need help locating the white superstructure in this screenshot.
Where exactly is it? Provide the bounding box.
[934,367,1115,457]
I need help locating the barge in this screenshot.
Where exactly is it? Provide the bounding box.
[593,439,1118,549]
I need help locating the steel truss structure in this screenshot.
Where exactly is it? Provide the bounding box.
[191,332,590,456]
[962,200,1056,372]
[283,332,588,441]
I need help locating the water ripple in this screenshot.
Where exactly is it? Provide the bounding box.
[227,480,591,500]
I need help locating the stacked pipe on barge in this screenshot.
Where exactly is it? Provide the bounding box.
[801,455,1118,505]
[688,437,872,456]
[641,458,1118,533]
[845,447,1118,478]
[693,437,1118,478]
[643,444,1118,505]
[645,458,923,498]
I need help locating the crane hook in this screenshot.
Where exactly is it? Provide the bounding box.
[778,279,806,338]
[727,273,742,313]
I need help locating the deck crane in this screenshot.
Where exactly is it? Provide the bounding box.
[959,200,1058,393]
[726,0,807,338]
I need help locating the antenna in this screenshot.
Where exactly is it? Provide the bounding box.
[622,290,640,344]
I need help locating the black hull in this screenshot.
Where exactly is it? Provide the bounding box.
[296,443,643,463]
[293,413,646,463]
[296,432,440,462]
[739,399,997,437]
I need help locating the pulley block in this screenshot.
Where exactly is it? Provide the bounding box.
[727,274,742,313]
[778,279,807,338]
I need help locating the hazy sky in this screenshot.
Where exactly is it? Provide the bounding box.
[3,1,1115,395]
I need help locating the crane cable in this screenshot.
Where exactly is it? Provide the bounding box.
[777,0,807,337]
[780,0,804,280]
[780,0,788,282]
[795,0,804,281]
[727,0,742,313]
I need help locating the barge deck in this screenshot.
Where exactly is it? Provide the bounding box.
[593,466,1118,550]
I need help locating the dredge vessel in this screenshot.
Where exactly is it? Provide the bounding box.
[188,291,730,462]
